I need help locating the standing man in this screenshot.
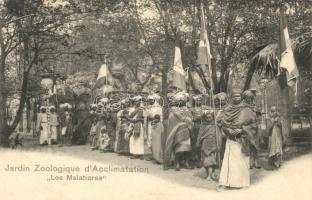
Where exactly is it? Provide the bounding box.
[214,92,228,162]
[93,104,106,150]
[191,94,203,168]
[163,92,194,171]
[217,89,257,191]
[114,99,130,154]
[105,102,118,152]
[128,96,145,159]
[59,104,73,146]
[242,90,261,169]
[145,94,164,163]
[49,106,59,145]
[37,106,49,145]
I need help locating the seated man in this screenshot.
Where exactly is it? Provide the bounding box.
[99,126,111,152]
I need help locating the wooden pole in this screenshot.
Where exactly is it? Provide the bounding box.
[200,1,221,169]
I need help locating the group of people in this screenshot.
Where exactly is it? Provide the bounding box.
[89,94,164,163]
[86,88,285,191]
[37,103,73,146]
[34,88,284,191]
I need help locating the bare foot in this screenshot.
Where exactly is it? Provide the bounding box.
[206,176,212,181]
[216,185,228,192]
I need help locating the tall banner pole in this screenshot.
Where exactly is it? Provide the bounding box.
[200,1,221,169]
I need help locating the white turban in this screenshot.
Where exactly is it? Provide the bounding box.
[174,91,188,101]
[132,95,142,102]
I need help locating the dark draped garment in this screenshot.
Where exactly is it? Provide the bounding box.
[196,122,220,167]
[164,107,193,164]
[218,102,257,187]
[114,109,130,153]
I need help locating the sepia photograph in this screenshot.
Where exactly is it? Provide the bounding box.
[0,0,311,199]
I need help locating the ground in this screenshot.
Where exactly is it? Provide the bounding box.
[15,134,312,190]
[1,134,312,200]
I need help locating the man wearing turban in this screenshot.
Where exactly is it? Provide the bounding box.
[163,92,194,171]
[217,89,257,191]
[144,94,164,163]
[127,96,145,159]
[37,106,49,145]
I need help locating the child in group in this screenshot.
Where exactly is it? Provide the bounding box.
[150,114,164,164]
[196,110,219,181]
[267,106,284,169]
[90,117,98,149]
[99,126,111,152]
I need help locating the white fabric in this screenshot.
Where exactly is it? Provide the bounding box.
[180,138,191,145]
[38,114,49,144]
[50,126,57,141]
[173,46,184,75]
[280,27,298,83]
[114,110,123,151]
[129,108,144,155]
[129,124,145,155]
[99,134,110,151]
[171,46,187,91]
[219,139,250,188]
[97,64,111,80]
[145,105,163,151]
[61,127,67,136]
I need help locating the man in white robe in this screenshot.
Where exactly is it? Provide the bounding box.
[145,94,163,163]
[217,89,257,191]
[49,106,58,145]
[128,96,145,159]
[37,106,49,145]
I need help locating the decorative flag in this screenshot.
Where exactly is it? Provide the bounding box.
[190,70,206,93]
[94,64,112,89]
[196,2,213,90]
[278,5,299,89]
[171,44,187,91]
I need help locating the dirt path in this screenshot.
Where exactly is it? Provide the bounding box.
[12,134,310,190]
[18,142,305,190]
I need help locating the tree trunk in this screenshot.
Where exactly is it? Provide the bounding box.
[5,19,33,139]
[0,73,9,146]
[7,71,29,136]
[211,58,219,93]
[223,70,230,92]
[26,97,31,133]
[0,22,10,146]
[219,73,227,92]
